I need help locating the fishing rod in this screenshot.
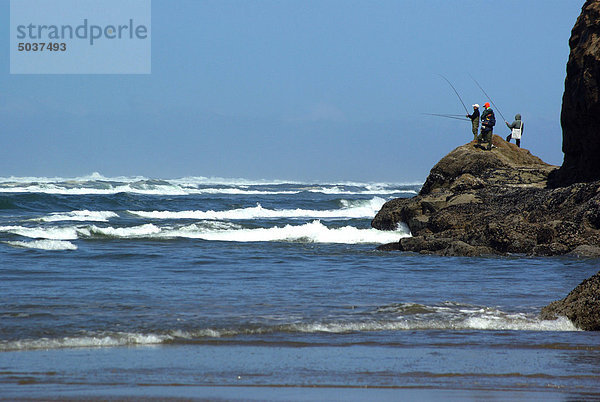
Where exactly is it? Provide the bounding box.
[469,74,508,122]
[438,74,469,114]
[434,113,466,117]
[422,113,469,121]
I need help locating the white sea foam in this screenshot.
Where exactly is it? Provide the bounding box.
[161,220,409,244]
[86,223,162,238]
[0,172,145,184]
[196,220,243,231]
[0,332,168,351]
[166,176,423,188]
[460,315,577,331]
[195,188,300,195]
[37,210,119,222]
[186,314,577,336]
[0,184,409,196]
[309,186,417,195]
[283,316,578,333]
[4,240,78,251]
[0,221,407,244]
[128,197,387,221]
[0,174,420,196]
[0,225,80,240]
[0,183,190,196]
[0,316,577,352]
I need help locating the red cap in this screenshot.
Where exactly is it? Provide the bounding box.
[484,102,490,108]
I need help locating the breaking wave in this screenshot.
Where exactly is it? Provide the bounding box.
[128,197,387,221]
[4,239,78,251]
[0,225,80,240]
[0,308,577,352]
[36,210,119,223]
[0,332,166,351]
[0,174,420,196]
[0,221,408,245]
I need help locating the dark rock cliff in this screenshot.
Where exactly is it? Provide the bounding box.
[550,0,600,186]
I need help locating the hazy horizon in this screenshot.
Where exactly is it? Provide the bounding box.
[0,0,583,182]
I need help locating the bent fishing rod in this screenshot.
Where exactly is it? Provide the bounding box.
[438,74,469,114]
[469,74,508,122]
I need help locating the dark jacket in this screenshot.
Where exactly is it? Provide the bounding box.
[481,108,495,128]
[506,114,523,133]
[467,108,480,122]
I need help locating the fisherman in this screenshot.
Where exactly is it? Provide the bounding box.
[505,114,524,147]
[466,104,480,141]
[478,102,495,150]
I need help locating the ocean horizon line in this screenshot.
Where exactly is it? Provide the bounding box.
[0,172,425,187]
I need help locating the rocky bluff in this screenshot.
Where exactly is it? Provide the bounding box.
[373,137,600,257]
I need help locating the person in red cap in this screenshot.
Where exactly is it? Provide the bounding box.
[477,102,496,150]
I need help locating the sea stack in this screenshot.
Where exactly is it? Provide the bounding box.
[550,0,600,186]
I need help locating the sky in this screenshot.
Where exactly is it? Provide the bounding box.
[0,0,584,182]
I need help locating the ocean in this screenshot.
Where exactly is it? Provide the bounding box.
[0,174,598,401]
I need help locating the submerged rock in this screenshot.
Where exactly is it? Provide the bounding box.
[541,271,600,331]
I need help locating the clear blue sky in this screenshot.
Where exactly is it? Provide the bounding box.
[0,0,583,182]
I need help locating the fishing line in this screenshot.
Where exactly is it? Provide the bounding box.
[438,74,469,114]
[434,113,466,117]
[422,113,469,121]
[469,74,508,122]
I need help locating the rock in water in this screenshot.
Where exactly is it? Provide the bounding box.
[541,271,600,331]
[551,0,600,186]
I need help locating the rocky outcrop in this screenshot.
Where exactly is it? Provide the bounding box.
[541,271,600,331]
[372,136,600,256]
[550,0,600,186]
[373,2,600,256]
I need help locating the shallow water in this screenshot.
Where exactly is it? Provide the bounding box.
[0,176,598,400]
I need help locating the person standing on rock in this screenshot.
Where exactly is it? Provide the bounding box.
[505,114,524,147]
[478,102,495,150]
[466,104,480,141]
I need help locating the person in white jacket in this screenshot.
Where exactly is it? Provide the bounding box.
[505,114,524,147]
